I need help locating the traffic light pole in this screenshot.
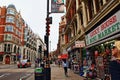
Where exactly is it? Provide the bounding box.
[44,0,51,80]
[46,0,49,58]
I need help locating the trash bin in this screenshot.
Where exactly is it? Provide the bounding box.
[34,67,44,80]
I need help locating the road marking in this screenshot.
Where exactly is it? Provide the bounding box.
[19,73,32,80]
[0,73,11,78]
[0,74,5,78]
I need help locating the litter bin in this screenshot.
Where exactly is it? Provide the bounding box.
[35,67,44,80]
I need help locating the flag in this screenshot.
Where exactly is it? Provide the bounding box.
[51,0,65,13]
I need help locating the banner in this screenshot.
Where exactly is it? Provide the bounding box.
[51,0,65,13]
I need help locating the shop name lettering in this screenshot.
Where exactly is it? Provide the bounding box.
[88,15,120,44]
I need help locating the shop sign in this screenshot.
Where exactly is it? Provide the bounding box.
[86,11,120,45]
[75,41,85,48]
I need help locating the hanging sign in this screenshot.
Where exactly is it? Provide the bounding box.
[75,41,85,48]
[51,0,65,13]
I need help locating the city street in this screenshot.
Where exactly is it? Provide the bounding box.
[0,64,85,80]
[0,64,34,80]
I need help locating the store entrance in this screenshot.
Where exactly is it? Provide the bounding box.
[5,55,10,64]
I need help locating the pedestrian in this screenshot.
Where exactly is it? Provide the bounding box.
[109,41,120,80]
[62,59,69,77]
[58,59,61,67]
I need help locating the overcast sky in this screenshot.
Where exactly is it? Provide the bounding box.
[0,0,65,51]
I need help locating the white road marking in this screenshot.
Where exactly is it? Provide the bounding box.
[0,73,11,78]
[0,74,5,78]
[19,73,32,80]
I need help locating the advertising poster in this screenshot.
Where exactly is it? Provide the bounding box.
[51,0,65,13]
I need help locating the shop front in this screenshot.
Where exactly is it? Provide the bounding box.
[85,5,120,79]
[67,40,86,74]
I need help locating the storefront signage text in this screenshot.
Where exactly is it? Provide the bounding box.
[86,11,120,45]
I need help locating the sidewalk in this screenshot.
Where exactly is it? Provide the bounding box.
[26,64,85,80]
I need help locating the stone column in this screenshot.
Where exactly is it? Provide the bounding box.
[82,1,87,28]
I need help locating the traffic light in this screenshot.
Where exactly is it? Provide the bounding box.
[46,17,52,25]
[46,26,50,35]
[46,17,52,36]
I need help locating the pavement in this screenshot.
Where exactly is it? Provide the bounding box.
[26,64,85,80]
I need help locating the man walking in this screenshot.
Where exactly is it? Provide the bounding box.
[62,59,69,77]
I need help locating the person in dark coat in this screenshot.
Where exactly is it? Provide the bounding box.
[109,41,120,80]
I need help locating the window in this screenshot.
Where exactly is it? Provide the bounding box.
[16,30,20,37]
[8,44,10,52]
[7,8,15,15]
[16,20,19,28]
[62,34,64,41]
[4,34,12,41]
[5,25,13,32]
[6,16,15,23]
[4,44,7,52]
[62,28,64,33]
[99,0,104,7]
[78,0,81,5]
[4,44,12,52]
[88,0,94,19]
[78,11,83,25]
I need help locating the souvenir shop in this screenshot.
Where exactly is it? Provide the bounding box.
[84,5,120,79]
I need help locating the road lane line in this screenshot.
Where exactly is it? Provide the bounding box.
[0,74,5,78]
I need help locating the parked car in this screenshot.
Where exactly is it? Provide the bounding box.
[17,59,31,68]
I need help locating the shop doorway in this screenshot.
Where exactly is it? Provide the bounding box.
[5,55,10,64]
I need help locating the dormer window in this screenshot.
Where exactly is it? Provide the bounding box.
[7,8,15,15]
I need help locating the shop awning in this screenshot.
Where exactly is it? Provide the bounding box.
[58,54,68,59]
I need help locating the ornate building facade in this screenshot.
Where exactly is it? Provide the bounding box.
[0,4,43,64]
[59,0,120,79]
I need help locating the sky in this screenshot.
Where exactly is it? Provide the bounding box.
[0,0,65,51]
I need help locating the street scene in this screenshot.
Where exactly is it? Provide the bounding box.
[0,0,120,80]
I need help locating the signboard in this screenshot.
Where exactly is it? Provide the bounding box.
[51,0,65,13]
[75,41,85,48]
[86,11,120,45]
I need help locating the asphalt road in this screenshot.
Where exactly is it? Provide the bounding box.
[0,64,34,80]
